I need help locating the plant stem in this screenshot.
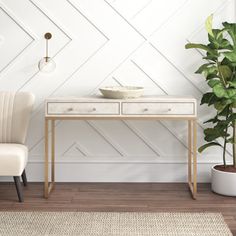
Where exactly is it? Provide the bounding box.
[223,107,230,168]
[233,119,236,168]
[223,135,227,168]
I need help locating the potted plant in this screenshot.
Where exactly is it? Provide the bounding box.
[185,15,236,196]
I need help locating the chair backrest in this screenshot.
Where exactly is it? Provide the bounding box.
[0,91,35,144]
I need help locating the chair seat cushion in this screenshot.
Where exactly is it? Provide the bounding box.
[0,144,28,176]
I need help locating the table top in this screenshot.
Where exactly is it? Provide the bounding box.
[45,95,197,103]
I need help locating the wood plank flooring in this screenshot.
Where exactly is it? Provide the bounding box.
[0,183,236,235]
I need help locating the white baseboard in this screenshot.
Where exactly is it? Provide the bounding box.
[0,162,213,182]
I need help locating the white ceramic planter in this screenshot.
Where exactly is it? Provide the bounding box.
[211,165,236,196]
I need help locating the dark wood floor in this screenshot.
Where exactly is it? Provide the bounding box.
[0,183,236,235]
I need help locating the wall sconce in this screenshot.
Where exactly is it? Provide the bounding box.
[38,32,56,73]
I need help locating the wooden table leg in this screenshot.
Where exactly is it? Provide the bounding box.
[51,119,55,185]
[193,119,197,198]
[188,120,192,185]
[44,118,49,198]
[44,119,55,198]
[188,119,197,200]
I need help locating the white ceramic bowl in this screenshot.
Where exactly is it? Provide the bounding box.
[99,86,144,99]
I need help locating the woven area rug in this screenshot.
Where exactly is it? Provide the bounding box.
[0,212,232,236]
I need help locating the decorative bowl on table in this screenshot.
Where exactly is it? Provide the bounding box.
[99,86,144,99]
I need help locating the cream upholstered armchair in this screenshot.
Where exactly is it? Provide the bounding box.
[0,91,35,202]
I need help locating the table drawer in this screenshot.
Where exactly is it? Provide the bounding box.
[47,102,120,115]
[122,102,195,115]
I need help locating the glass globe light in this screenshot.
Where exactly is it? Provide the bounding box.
[38,32,56,73]
[38,57,56,73]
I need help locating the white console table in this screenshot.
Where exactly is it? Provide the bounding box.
[44,96,197,199]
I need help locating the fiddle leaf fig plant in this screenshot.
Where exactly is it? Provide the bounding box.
[185,15,236,169]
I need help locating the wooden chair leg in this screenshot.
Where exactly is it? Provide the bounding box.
[13,176,24,202]
[21,170,27,187]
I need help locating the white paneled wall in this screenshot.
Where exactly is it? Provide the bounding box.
[0,0,235,182]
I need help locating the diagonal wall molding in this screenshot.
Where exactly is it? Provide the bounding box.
[0,5,35,74]
[104,0,147,40]
[0,0,234,182]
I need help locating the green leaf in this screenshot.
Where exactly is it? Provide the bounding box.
[219,39,233,50]
[221,57,235,70]
[215,102,226,111]
[222,22,236,46]
[227,113,236,123]
[226,88,236,99]
[216,28,227,40]
[229,79,236,88]
[195,63,214,74]
[210,29,233,50]
[223,51,236,63]
[198,142,222,153]
[213,83,226,98]
[227,137,236,144]
[203,55,217,62]
[202,66,218,77]
[203,116,219,124]
[206,73,219,80]
[185,43,217,56]
[205,14,214,37]
[204,127,228,142]
[231,101,236,108]
[218,65,232,79]
[208,79,220,88]
[214,99,232,111]
[215,120,229,129]
[201,92,219,106]
[218,105,231,116]
[213,83,236,100]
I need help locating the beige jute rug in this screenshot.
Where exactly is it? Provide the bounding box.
[0,212,232,236]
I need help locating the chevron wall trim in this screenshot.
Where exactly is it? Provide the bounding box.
[0,0,235,182]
